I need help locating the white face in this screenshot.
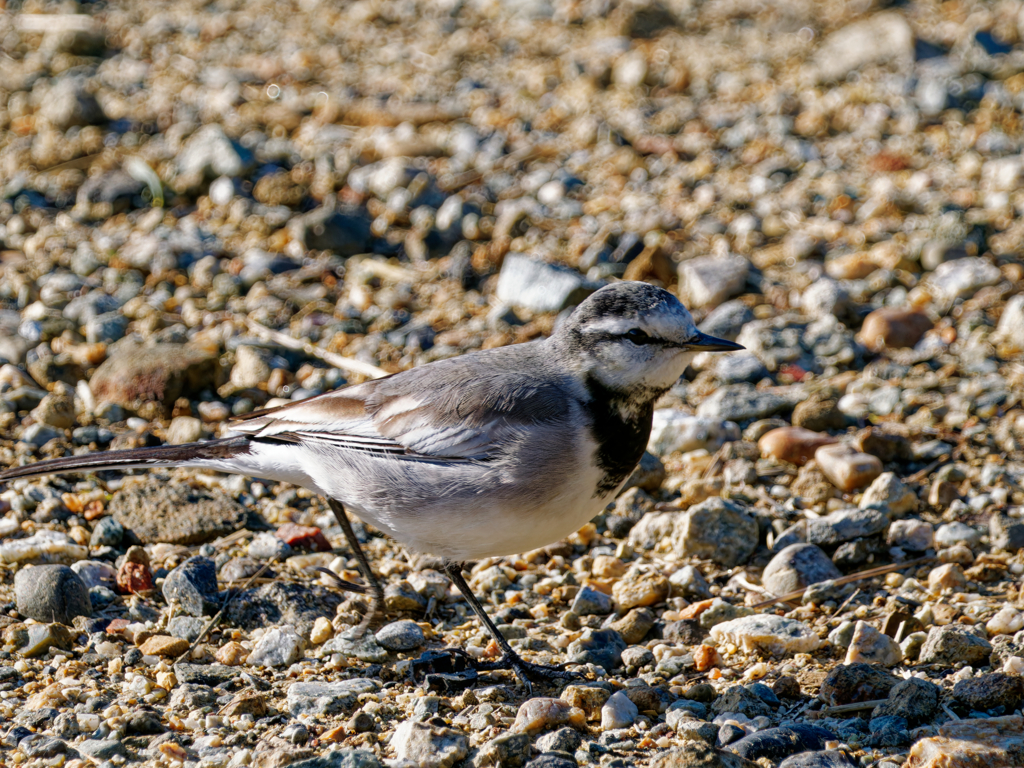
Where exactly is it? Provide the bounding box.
[577,312,702,393]
[555,281,742,396]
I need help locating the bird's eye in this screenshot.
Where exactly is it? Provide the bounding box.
[625,328,652,345]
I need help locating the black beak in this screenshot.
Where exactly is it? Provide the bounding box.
[684,331,745,352]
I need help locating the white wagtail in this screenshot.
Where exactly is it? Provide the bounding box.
[0,281,742,689]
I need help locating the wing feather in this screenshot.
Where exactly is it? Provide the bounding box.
[228,345,573,461]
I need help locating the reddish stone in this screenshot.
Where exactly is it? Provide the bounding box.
[858,307,933,351]
[106,618,130,633]
[275,523,332,552]
[117,561,154,594]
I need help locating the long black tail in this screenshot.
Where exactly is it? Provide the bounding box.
[0,436,252,482]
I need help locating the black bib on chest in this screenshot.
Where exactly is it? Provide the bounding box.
[584,375,657,496]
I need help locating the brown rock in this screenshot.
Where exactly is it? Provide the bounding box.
[759,427,838,466]
[858,307,933,351]
[216,641,249,666]
[694,644,719,672]
[275,524,332,552]
[110,477,249,545]
[90,342,220,415]
[906,715,1024,768]
[140,635,190,657]
[561,685,611,720]
[613,572,670,610]
[928,563,967,591]
[826,252,879,280]
[814,443,883,491]
[854,427,912,462]
[929,480,960,508]
[117,561,154,594]
[610,607,655,644]
[791,396,847,432]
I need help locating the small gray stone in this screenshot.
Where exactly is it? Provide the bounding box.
[77,739,128,760]
[375,620,426,652]
[678,254,749,309]
[567,628,626,670]
[20,423,63,448]
[89,517,124,548]
[536,728,582,754]
[169,683,217,711]
[934,522,980,549]
[990,513,1024,552]
[571,585,613,616]
[496,253,600,313]
[699,300,755,341]
[289,750,383,768]
[672,497,758,568]
[804,507,889,547]
[85,312,129,344]
[162,556,219,617]
[288,205,373,256]
[871,678,940,727]
[167,616,207,643]
[668,565,712,600]
[918,625,992,666]
[248,626,305,667]
[323,634,389,663]
[287,679,379,716]
[761,544,842,596]
[391,719,469,768]
[696,383,789,422]
[15,565,91,624]
[248,532,292,560]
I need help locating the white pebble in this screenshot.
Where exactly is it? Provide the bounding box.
[987,606,1024,636]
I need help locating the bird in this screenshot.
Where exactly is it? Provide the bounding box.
[0,280,742,691]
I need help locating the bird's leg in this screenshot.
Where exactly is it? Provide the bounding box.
[442,561,576,696]
[326,498,386,635]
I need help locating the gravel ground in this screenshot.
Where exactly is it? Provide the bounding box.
[3,0,1024,766]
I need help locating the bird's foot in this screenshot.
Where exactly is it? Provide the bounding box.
[479,653,579,696]
[412,648,577,696]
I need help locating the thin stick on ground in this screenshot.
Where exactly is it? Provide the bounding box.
[751,557,935,610]
[243,317,388,380]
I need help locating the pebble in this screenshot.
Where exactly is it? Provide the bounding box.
[15,565,91,624]
[248,626,305,667]
[110,478,248,545]
[496,253,599,313]
[512,698,585,733]
[709,614,821,655]
[887,520,934,552]
[845,621,903,666]
[162,556,219,617]
[571,585,613,616]
[761,544,842,596]
[934,522,981,549]
[928,563,967,592]
[918,625,993,666]
[819,664,898,707]
[728,724,837,762]
[139,635,190,657]
[858,308,933,351]
[759,427,837,466]
[677,254,749,309]
[672,497,759,568]
[70,560,117,590]
[375,620,425,652]
[600,690,639,731]
[287,679,379,717]
[987,606,1024,637]
[814,444,883,491]
[648,411,740,456]
[872,678,940,727]
[952,673,1024,713]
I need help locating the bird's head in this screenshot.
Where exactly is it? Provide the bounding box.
[554,281,743,395]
